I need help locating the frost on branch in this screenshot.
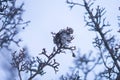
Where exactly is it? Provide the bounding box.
[52,27,74,48]
[52,27,75,57]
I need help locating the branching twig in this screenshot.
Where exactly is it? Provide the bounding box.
[11,27,75,80]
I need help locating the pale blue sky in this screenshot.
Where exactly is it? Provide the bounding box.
[18,0,120,80]
[0,0,120,80]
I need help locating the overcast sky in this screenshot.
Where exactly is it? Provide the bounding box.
[18,0,120,79]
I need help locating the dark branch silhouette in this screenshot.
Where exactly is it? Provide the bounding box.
[0,0,30,80]
[65,0,120,80]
